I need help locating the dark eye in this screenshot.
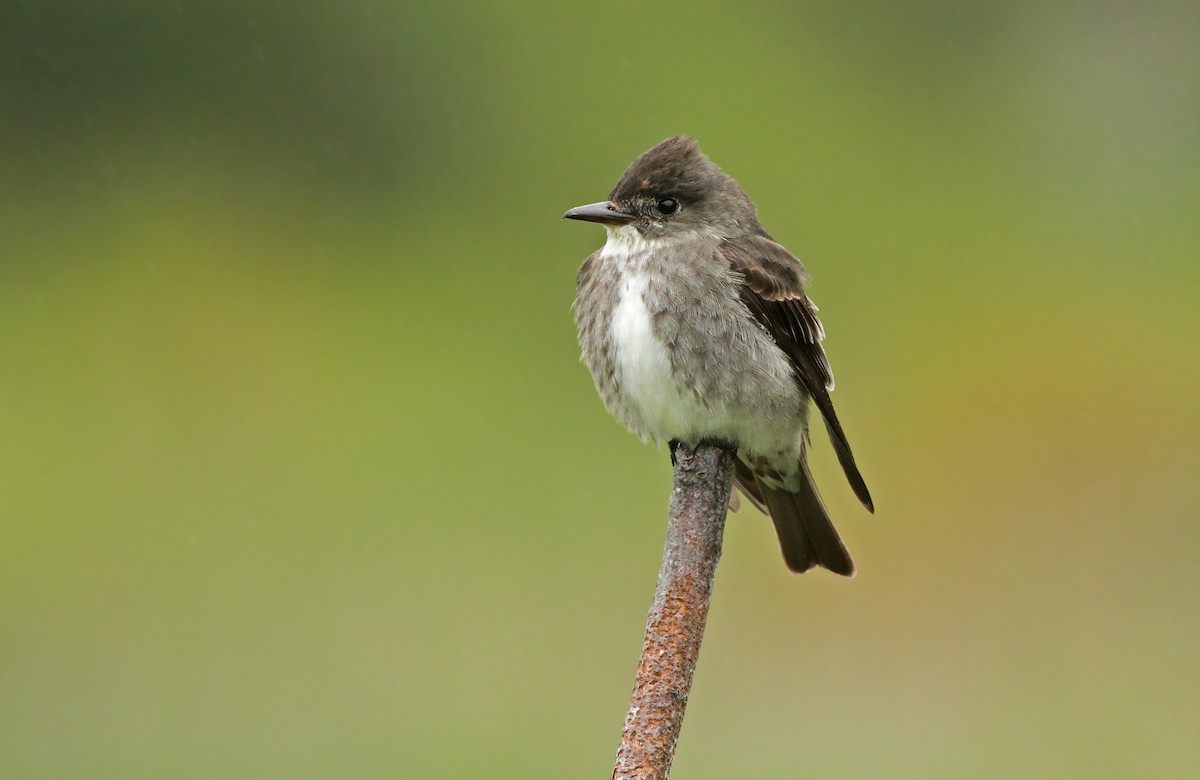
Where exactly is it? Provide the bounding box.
[656,197,678,215]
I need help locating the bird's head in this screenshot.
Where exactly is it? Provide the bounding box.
[564,136,759,241]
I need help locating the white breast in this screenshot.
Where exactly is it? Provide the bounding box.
[610,266,719,443]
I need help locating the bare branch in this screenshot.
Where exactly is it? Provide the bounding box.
[612,441,734,780]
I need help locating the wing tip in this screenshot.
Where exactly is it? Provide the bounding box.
[853,479,875,513]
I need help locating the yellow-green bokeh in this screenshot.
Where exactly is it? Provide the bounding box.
[2,2,1198,778]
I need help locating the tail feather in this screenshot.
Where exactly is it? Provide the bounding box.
[745,457,855,577]
[762,486,820,573]
[794,456,855,576]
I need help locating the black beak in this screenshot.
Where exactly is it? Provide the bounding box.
[563,201,635,225]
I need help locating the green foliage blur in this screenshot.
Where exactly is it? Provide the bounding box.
[2,2,1197,777]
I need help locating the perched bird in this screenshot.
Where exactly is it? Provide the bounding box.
[566,136,873,576]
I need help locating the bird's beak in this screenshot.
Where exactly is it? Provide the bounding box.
[563,201,635,225]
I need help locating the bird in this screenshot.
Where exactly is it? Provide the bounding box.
[565,136,873,576]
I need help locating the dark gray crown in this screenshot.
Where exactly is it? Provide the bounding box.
[609,136,723,205]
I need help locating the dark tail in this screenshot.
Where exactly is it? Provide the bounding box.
[736,458,854,576]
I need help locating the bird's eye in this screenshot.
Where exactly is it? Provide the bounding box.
[656,198,679,215]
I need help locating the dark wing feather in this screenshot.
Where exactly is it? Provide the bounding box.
[721,234,874,512]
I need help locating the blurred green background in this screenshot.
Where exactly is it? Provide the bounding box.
[2,2,1198,777]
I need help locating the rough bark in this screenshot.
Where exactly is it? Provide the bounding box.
[611,441,734,780]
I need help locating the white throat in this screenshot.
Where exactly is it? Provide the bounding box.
[599,225,670,260]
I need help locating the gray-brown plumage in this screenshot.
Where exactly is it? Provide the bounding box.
[566,136,872,576]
